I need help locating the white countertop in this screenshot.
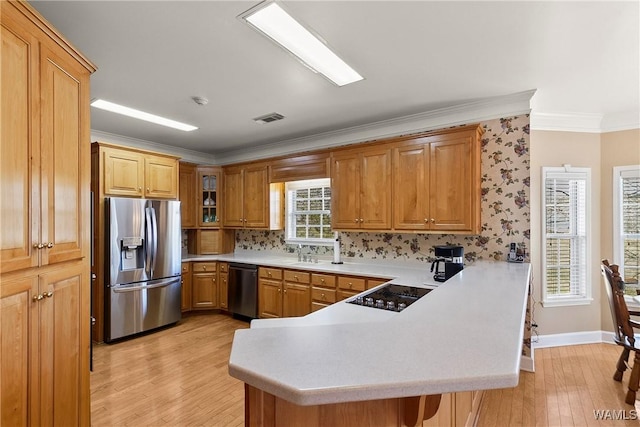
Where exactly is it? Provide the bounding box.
[223,253,531,406]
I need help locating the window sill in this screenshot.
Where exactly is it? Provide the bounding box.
[542,297,593,308]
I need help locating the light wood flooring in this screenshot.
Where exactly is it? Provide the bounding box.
[91,314,640,426]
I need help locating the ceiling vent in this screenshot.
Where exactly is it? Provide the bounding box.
[253,112,285,124]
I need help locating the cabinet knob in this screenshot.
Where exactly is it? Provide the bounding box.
[294,275,298,280]
[203,266,206,270]
[43,291,53,298]
[147,187,150,192]
[32,294,44,302]
[278,288,281,293]
[424,219,429,223]
[268,271,272,277]
[46,242,54,248]
[33,243,44,249]
[360,218,363,223]
[320,278,325,283]
[431,218,435,223]
[243,219,247,223]
[321,293,326,299]
[212,278,216,283]
[348,282,353,288]
[138,187,142,191]
[354,219,358,223]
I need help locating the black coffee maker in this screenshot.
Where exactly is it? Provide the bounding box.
[430,245,464,282]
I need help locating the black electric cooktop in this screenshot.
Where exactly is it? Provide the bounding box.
[347,284,432,312]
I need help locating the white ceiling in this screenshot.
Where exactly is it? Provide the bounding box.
[31,1,639,160]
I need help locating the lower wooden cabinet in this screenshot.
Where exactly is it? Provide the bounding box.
[181,262,192,312]
[423,390,483,427]
[1,262,89,426]
[191,262,218,309]
[219,263,229,310]
[258,267,284,318]
[258,268,312,318]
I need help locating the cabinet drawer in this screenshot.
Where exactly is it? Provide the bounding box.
[259,267,283,280]
[311,301,330,312]
[284,270,310,284]
[311,273,336,288]
[219,263,228,273]
[192,262,216,272]
[181,262,190,273]
[337,289,359,301]
[338,276,366,292]
[312,287,336,304]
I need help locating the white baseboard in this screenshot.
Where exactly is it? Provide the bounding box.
[520,355,535,373]
[533,330,617,349]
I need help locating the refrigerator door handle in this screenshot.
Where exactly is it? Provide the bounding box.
[145,207,153,275]
[150,206,159,274]
[112,278,178,293]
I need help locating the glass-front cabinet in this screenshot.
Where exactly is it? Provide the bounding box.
[198,167,220,227]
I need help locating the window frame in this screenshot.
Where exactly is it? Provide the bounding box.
[613,165,640,304]
[284,178,333,246]
[541,166,592,307]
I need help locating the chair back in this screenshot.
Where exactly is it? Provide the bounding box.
[602,260,635,347]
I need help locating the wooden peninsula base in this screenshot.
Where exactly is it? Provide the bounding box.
[244,384,484,427]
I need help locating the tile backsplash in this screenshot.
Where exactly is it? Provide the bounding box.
[235,115,531,265]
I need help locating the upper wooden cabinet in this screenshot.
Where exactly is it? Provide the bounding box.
[1,1,95,425]
[197,167,221,227]
[179,162,197,228]
[393,125,482,234]
[222,164,284,230]
[269,152,330,183]
[95,143,179,199]
[331,147,392,230]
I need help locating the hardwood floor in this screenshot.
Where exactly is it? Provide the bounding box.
[91,314,639,426]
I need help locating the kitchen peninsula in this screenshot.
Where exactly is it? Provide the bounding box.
[222,255,531,426]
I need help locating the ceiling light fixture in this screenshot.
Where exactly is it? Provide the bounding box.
[239,1,363,87]
[90,99,198,132]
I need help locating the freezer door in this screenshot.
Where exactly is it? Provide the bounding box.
[148,200,181,280]
[106,276,181,342]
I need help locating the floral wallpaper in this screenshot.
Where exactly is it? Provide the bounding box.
[234,114,533,359]
[235,115,531,265]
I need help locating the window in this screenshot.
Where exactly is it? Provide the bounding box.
[541,166,592,306]
[284,179,333,245]
[614,166,640,297]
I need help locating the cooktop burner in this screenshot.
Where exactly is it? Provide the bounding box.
[347,284,432,312]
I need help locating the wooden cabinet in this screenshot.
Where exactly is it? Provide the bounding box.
[187,229,235,255]
[258,267,284,318]
[283,270,311,317]
[337,275,367,301]
[393,124,482,233]
[181,262,192,312]
[269,152,330,182]
[197,167,221,227]
[191,262,218,309]
[422,391,484,427]
[179,162,197,228]
[219,263,229,310]
[1,2,95,424]
[96,143,179,199]
[331,147,392,230]
[311,273,337,312]
[222,164,284,230]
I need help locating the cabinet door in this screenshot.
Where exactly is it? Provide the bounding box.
[222,167,244,228]
[181,263,191,312]
[102,148,144,197]
[429,136,473,232]
[40,41,90,266]
[39,264,86,427]
[359,148,392,229]
[179,163,197,228]
[283,283,311,317]
[258,279,282,318]
[145,155,178,199]
[331,152,360,229]
[219,272,229,310]
[1,276,38,427]
[192,273,218,309]
[393,144,429,230]
[198,168,220,227]
[243,165,269,228]
[0,19,39,273]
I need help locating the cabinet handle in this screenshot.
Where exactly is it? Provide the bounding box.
[348,282,353,288]
[321,293,326,299]
[46,242,54,248]
[359,218,363,223]
[268,271,272,277]
[138,187,142,191]
[424,218,429,223]
[320,278,325,283]
[294,275,298,280]
[147,187,150,192]
[212,278,216,283]
[33,243,44,249]
[354,219,358,223]
[43,291,53,298]
[278,288,281,293]
[32,294,44,302]
[244,218,247,223]
[203,266,206,270]
[431,218,435,223]
[284,289,287,293]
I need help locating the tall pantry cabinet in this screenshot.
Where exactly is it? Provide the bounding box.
[1,1,96,426]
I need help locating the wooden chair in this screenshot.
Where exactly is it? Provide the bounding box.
[601,259,640,404]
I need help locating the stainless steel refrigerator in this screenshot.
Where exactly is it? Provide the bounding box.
[105,197,182,342]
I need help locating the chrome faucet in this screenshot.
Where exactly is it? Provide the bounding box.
[297,244,303,262]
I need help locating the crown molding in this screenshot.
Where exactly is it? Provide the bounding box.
[530,110,640,133]
[90,130,216,164]
[214,90,536,165]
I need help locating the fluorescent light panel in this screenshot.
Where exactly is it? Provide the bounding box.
[91,99,198,132]
[243,2,363,87]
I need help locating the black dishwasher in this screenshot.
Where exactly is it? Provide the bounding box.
[228,263,258,319]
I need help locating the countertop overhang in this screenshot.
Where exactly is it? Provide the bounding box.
[220,254,531,406]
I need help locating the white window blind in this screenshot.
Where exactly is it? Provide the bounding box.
[542,167,591,306]
[285,179,333,245]
[614,166,640,295]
